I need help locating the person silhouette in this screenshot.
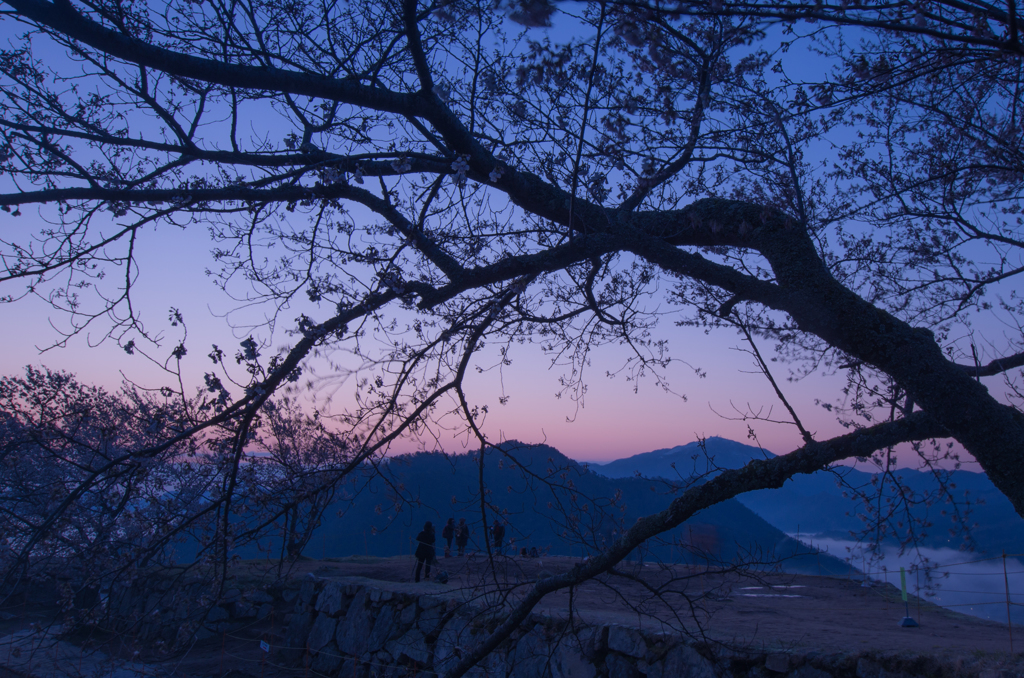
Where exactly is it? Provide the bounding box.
[442,517,455,557]
[455,518,470,556]
[490,519,505,555]
[414,521,436,582]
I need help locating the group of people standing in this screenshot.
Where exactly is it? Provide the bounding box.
[441,517,472,557]
[412,517,512,582]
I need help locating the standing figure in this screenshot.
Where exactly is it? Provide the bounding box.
[442,517,455,558]
[455,518,470,556]
[490,519,506,555]
[414,521,436,583]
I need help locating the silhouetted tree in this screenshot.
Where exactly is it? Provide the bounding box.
[1,0,1024,674]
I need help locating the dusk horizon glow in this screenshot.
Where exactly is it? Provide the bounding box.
[0,220,981,470]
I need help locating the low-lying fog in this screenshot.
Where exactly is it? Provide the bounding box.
[794,536,1024,626]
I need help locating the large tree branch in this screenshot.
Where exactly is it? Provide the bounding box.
[444,412,943,678]
[0,157,453,207]
[614,198,1024,517]
[0,119,442,169]
[956,350,1024,377]
[617,0,1024,54]
[402,0,434,92]
[4,0,421,115]
[2,0,593,234]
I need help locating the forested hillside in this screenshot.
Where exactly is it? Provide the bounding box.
[213,442,852,575]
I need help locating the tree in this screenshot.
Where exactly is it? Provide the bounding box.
[0,367,354,608]
[0,367,197,587]
[1,0,1023,673]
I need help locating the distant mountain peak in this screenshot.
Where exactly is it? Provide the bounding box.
[596,437,775,480]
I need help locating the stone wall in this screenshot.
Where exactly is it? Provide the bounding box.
[275,576,1016,678]
[103,572,1018,678]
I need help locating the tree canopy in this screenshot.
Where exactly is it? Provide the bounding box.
[2,0,1024,672]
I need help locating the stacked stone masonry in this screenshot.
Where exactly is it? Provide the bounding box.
[275,577,1017,678]
[107,574,1019,678]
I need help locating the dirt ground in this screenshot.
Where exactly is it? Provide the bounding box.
[1,555,1019,678]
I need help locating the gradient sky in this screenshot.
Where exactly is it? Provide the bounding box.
[0,212,994,471]
[0,13,1011,472]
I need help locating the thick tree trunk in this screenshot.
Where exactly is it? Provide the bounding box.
[629,199,1024,518]
[777,256,1024,518]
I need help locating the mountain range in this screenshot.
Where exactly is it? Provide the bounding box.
[594,437,1024,556]
[202,437,1020,571]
